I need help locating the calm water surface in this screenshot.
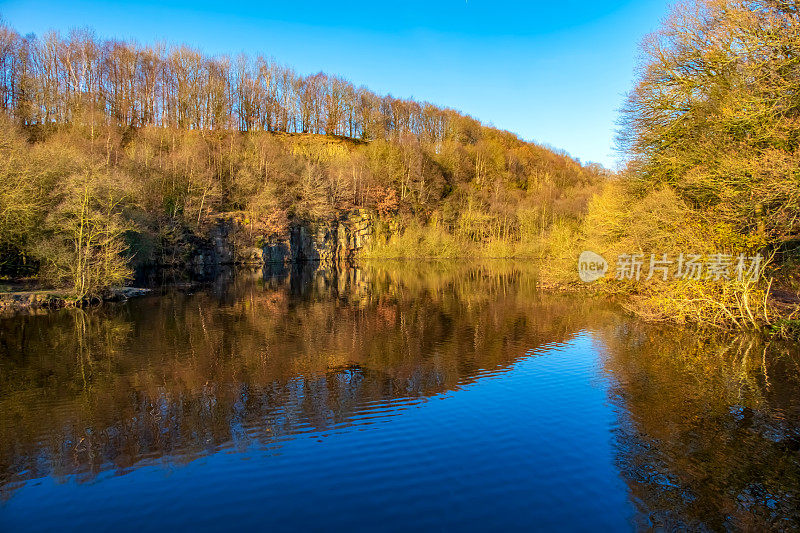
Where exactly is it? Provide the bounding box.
[1,262,799,531]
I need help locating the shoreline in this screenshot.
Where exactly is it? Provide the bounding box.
[0,287,152,316]
[2,260,797,338]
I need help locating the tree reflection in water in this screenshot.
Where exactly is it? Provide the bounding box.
[600,324,800,530]
[0,262,590,497]
[0,261,798,531]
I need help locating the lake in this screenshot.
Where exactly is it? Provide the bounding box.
[1,262,799,531]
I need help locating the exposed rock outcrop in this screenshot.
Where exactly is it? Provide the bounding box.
[191,210,377,268]
[281,210,375,265]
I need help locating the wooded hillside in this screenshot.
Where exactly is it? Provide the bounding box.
[0,22,603,297]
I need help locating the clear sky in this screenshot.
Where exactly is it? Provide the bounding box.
[0,0,673,168]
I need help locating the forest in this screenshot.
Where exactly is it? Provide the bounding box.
[0,19,603,299]
[1,0,799,331]
[590,0,800,330]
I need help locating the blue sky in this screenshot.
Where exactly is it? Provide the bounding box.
[0,0,672,168]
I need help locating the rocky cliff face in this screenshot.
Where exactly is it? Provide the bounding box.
[191,210,376,269]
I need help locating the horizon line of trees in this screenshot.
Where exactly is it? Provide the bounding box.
[0,20,533,150]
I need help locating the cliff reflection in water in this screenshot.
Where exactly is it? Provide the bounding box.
[0,261,799,530]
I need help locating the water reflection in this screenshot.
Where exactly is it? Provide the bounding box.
[0,261,798,530]
[0,263,591,494]
[600,324,800,530]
